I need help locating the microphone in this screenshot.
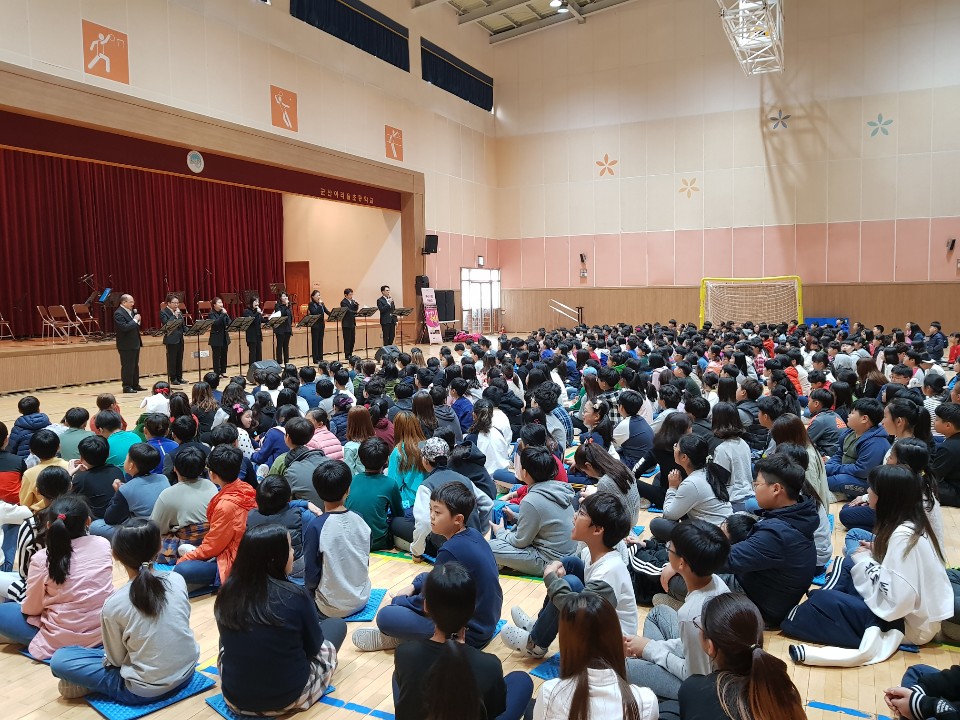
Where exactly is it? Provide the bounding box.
[204,268,213,276]
[163,274,169,289]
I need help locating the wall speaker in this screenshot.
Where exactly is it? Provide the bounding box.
[423,234,439,254]
[948,238,957,251]
[415,275,430,295]
[579,253,586,263]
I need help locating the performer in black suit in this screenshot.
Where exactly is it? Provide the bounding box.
[377,285,397,347]
[307,290,331,364]
[114,294,143,393]
[274,292,294,365]
[207,297,231,377]
[340,288,359,359]
[159,294,186,385]
[243,296,267,363]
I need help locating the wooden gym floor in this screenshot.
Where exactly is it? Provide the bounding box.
[1,364,958,720]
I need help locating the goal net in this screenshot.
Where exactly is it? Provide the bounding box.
[699,276,803,326]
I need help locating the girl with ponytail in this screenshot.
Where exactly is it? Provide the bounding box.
[680,592,805,720]
[573,440,642,524]
[0,495,112,660]
[394,562,533,720]
[49,519,199,701]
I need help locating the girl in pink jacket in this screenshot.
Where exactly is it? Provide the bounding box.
[0,495,113,660]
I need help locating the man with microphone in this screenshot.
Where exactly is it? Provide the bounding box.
[114,293,143,393]
[377,284,397,347]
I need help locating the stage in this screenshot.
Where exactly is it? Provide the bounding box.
[0,318,416,394]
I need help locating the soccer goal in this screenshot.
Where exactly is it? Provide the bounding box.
[699,276,803,326]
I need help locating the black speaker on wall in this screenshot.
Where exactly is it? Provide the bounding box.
[423,234,439,254]
[415,275,430,295]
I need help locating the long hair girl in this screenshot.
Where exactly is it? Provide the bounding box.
[393,412,426,473]
[214,524,291,631]
[111,519,167,617]
[676,434,730,503]
[573,440,635,494]
[869,464,944,564]
[45,495,93,585]
[412,390,438,434]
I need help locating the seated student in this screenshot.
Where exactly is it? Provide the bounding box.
[245,475,318,580]
[735,378,770,452]
[931,402,960,506]
[650,384,682,434]
[271,416,331,506]
[678,592,806,720]
[57,408,94,462]
[826,397,891,499]
[0,495,113,660]
[49,519,199,702]
[532,590,658,720]
[466,398,511,477]
[530,383,569,452]
[649,435,733,543]
[19,429,69,511]
[611,389,655,472]
[141,414,177,476]
[634,411,691,508]
[328,393,354,444]
[431,383,464,444]
[623,520,730,701]
[684,395,715,444]
[392,562,532,720]
[573,441,642,525]
[7,396,50,459]
[442,429,497,501]
[448,378,475,435]
[355,483,503,652]
[95,411,141,469]
[488,445,576,576]
[70,436,125,521]
[710,402,755,511]
[215,524,346,714]
[342,406,376,477]
[161,416,209,480]
[387,412,428,520]
[885,664,960,720]
[345,438,404,551]
[150,447,218,562]
[208,424,256,486]
[175,445,256,589]
[89,394,129,433]
[387,380,415,422]
[305,408,344,460]
[303,460,371,618]
[253,405,300,469]
[0,422,27,573]
[297,366,321,409]
[755,394,784,455]
[805,388,845,457]
[89,444,167,540]
[782,464,953,664]
[673,361,702,398]
[502,492,638,658]
[496,424,569,518]
[773,442,833,572]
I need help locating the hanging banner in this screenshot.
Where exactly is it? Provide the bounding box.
[421,288,442,344]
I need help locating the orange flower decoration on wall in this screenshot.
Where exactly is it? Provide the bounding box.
[596,154,618,177]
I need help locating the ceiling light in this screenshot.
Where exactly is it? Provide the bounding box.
[558,2,569,12]
[549,0,561,6]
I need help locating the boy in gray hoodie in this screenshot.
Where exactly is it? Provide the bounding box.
[488,445,576,576]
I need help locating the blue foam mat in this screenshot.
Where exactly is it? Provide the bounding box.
[19,648,50,664]
[206,686,335,720]
[493,619,507,637]
[86,671,216,720]
[811,559,834,587]
[530,652,561,681]
[632,525,645,535]
[344,588,387,622]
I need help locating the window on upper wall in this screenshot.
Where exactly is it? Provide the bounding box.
[420,38,494,112]
[290,0,410,73]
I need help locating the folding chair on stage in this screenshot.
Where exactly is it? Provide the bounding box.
[73,303,101,334]
[37,305,62,342]
[48,305,86,341]
[0,311,14,340]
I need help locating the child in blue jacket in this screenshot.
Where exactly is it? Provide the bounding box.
[826,398,890,499]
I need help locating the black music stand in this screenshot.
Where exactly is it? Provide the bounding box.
[220,292,240,311]
[156,316,183,342]
[227,316,254,377]
[392,307,414,350]
[269,283,286,297]
[296,314,322,363]
[184,319,215,382]
[356,306,378,358]
[264,316,288,361]
[326,307,349,362]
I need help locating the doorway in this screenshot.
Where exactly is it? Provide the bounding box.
[284,261,311,320]
[460,267,502,334]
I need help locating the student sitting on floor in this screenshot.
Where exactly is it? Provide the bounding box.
[96,411,141,469]
[7,396,50,459]
[303,460,372,619]
[142,414,177,475]
[449,378,475,435]
[275,417,332,506]
[354,482,503,652]
[885,664,960,720]
[501,491,638,658]
[305,408,344,460]
[611,389,655,472]
[488,445,576,577]
[806,388,845,457]
[150,447,218,564]
[623,519,730,702]
[782,464,953,666]
[245,475,319,580]
[50,519,199,702]
[573,441,642,525]
[677,592,806,720]
[532,590,658,720]
[345,437,404,551]
[90,444,168,540]
[392,562,533,720]
[826,397,891,500]
[214,524,347,715]
[19,429,69,512]
[931,402,960,507]
[175,445,256,589]
[69,435,124,521]
[0,495,113,660]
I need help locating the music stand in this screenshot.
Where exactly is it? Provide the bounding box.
[296,314,322,363]
[392,307,414,350]
[184,319,215,382]
[227,316,254,377]
[264,316,288,362]
[242,289,259,306]
[156,316,183,342]
[326,307,349,362]
[356,306,378,358]
[269,283,286,297]
[220,292,240,309]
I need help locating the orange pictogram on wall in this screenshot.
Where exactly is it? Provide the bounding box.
[82,20,129,84]
[385,126,403,161]
[270,85,298,132]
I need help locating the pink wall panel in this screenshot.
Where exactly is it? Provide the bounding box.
[646,231,676,285]
[895,219,931,282]
[929,218,960,282]
[731,227,763,278]
[859,221,895,283]
[569,235,596,287]
[674,230,705,286]
[545,236,571,287]
[593,234,622,288]
[446,233,463,286]
[461,235,476,270]
[826,222,860,283]
[433,231,452,290]
[521,237,546,288]
[499,238,522,289]
[795,224,827,283]
[763,225,797,278]
[703,228,733,278]
[621,232,648,286]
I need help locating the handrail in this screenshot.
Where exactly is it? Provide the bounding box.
[548,299,578,323]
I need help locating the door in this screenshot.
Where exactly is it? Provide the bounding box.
[284,261,311,320]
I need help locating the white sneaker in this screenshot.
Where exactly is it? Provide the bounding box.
[351,627,401,652]
[499,624,547,658]
[58,679,89,699]
[511,606,536,632]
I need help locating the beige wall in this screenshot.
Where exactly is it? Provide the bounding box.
[282,193,403,308]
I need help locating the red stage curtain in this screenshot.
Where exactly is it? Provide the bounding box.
[0,148,283,337]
